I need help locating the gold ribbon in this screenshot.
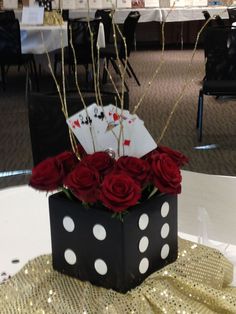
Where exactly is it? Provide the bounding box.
[0,238,236,313]
[44,11,63,26]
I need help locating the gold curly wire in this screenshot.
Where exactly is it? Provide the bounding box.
[41,5,139,157]
[69,10,121,149]
[68,24,97,152]
[41,2,232,156]
[110,13,129,156]
[71,19,120,151]
[132,2,176,115]
[157,6,230,144]
[41,27,79,159]
[101,10,122,102]
[80,5,127,157]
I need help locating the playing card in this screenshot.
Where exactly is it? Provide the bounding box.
[67,103,157,158]
[95,105,138,157]
[101,106,157,158]
[94,104,120,157]
[67,103,102,154]
[126,117,157,157]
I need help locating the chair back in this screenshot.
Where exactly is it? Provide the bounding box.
[95,9,114,44]
[28,91,129,165]
[120,11,140,58]
[204,26,236,81]
[62,9,69,21]
[202,10,212,26]
[215,15,225,27]
[202,11,225,28]
[0,10,15,24]
[227,7,236,24]
[0,19,21,64]
[68,18,100,65]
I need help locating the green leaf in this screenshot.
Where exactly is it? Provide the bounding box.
[61,187,73,201]
[111,211,128,221]
[148,186,158,199]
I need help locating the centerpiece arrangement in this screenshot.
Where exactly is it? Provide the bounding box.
[29,102,188,293]
[29,12,188,293]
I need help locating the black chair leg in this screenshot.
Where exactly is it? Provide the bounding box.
[110,59,129,92]
[120,59,132,78]
[31,58,39,92]
[102,58,109,84]
[126,60,140,86]
[0,65,6,91]
[110,58,120,75]
[85,64,89,86]
[54,56,58,76]
[25,65,30,105]
[197,89,204,141]
[196,93,200,129]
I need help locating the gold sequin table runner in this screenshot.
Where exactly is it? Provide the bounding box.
[0,238,236,313]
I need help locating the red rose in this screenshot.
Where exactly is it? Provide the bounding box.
[144,146,188,167]
[64,164,100,203]
[81,151,115,177]
[56,151,79,174]
[29,157,64,191]
[151,153,182,194]
[157,145,189,166]
[115,156,150,186]
[100,172,141,212]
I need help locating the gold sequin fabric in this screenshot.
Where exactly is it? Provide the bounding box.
[44,12,63,26]
[0,238,236,314]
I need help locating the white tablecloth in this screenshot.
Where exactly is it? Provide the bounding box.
[15,6,228,25]
[20,21,105,55]
[20,23,68,54]
[66,6,229,23]
[161,5,229,22]
[68,8,162,24]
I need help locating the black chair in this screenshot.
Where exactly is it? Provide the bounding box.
[227,7,236,24]
[28,90,129,165]
[0,19,39,95]
[202,10,225,27]
[100,11,141,90]
[0,10,16,85]
[197,26,236,141]
[95,9,114,45]
[54,18,100,86]
[0,10,15,23]
[62,9,69,21]
[202,10,212,26]
[215,15,225,27]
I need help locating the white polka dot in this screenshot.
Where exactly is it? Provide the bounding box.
[161,244,170,259]
[63,216,75,232]
[161,223,170,239]
[139,257,149,274]
[161,202,169,217]
[138,213,149,230]
[139,236,149,253]
[94,259,107,275]
[64,249,77,265]
[93,224,106,241]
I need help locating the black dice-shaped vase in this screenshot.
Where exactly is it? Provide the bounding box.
[49,192,178,293]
